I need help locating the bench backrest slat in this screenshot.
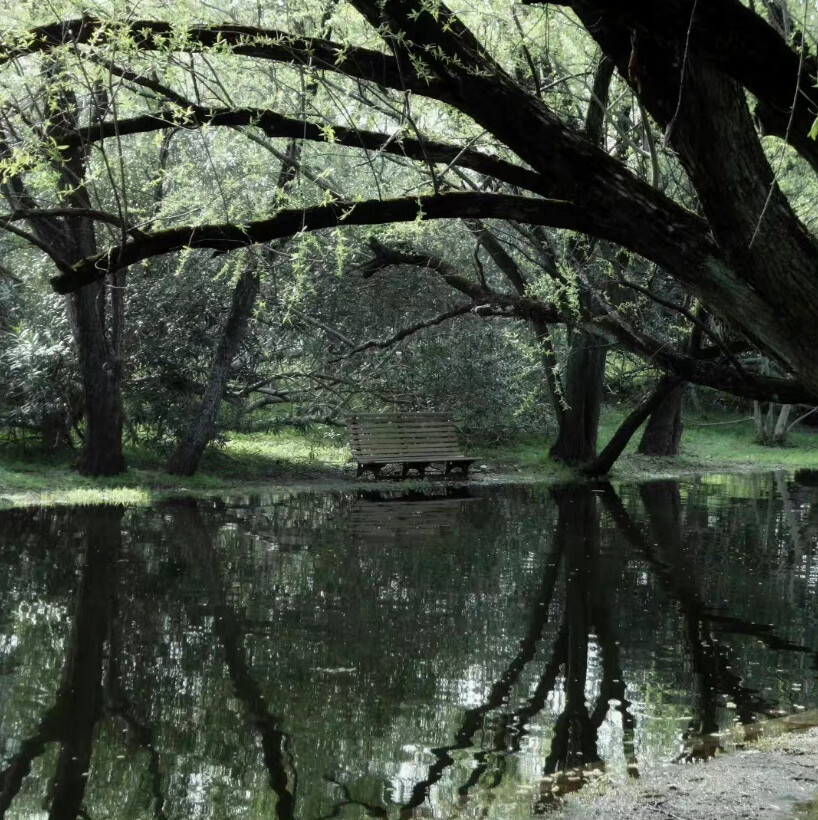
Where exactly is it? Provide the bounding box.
[348,413,467,461]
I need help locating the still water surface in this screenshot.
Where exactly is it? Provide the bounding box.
[1,473,817,818]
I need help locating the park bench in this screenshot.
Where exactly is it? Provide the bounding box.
[347,413,475,479]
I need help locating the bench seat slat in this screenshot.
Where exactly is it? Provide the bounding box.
[355,453,469,459]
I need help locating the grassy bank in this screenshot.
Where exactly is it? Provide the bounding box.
[2,410,818,507]
[0,428,352,508]
[481,410,818,478]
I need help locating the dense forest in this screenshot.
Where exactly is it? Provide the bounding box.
[1,0,818,477]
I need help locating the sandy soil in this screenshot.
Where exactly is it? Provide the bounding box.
[562,726,818,820]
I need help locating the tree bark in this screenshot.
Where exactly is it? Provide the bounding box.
[582,375,683,476]
[71,282,125,475]
[549,329,607,465]
[570,6,818,394]
[638,381,685,455]
[166,264,260,475]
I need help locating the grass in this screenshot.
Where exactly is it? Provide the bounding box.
[474,408,818,482]
[0,428,353,508]
[3,410,818,508]
[612,409,818,479]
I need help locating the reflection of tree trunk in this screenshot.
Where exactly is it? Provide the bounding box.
[0,507,121,818]
[507,621,568,757]
[399,519,567,817]
[106,583,167,820]
[454,486,636,809]
[458,621,570,798]
[549,330,607,465]
[166,265,260,476]
[543,489,600,775]
[638,382,685,455]
[591,587,637,775]
[169,502,295,820]
[48,509,119,819]
[601,483,812,652]
[603,482,779,745]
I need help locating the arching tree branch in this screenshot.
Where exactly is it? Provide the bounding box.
[67,106,550,196]
[51,192,582,292]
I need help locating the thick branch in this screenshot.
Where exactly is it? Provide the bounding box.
[364,237,818,405]
[529,0,818,168]
[52,192,581,292]
[0,207,126,229]
[69,106,548,195]
[7,11,737,310]
[1,17,425,94]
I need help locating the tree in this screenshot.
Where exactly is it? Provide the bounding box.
[0,66,126,473]
[4,0,818,472]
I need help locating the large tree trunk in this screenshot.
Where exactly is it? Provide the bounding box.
[638,381,685,455]
[72,282,125,475]
[582,376,683,476]
[549,329,607,465]
[62,212,125,475]
[166,264,260,476]
[1,77,127,475]
[63,102,126,475]
[570,5,818,395]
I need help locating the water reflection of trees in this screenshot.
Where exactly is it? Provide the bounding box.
[0,507,123,818]
[0,479,817,819]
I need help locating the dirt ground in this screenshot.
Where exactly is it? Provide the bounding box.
[562,726,818,820]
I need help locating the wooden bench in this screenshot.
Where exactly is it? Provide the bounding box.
[347,413,475,479]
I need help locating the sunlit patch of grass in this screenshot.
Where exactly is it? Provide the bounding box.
[1,487,151,509]
[681,415,818,466]
[215,429,350,471]
[597,408,818,479]
[473,409,818,483]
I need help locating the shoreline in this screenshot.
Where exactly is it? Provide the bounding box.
[3,415,818,508]
[0,454,811,509]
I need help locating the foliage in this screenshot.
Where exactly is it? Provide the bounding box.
[0,278,78,442]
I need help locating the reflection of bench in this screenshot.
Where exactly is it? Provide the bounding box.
[348,413,475,479]
[347,489,477,542]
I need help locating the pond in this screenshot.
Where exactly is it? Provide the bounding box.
[1,472,817,819]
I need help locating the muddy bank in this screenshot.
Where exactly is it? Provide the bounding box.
[563,728,818,820]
